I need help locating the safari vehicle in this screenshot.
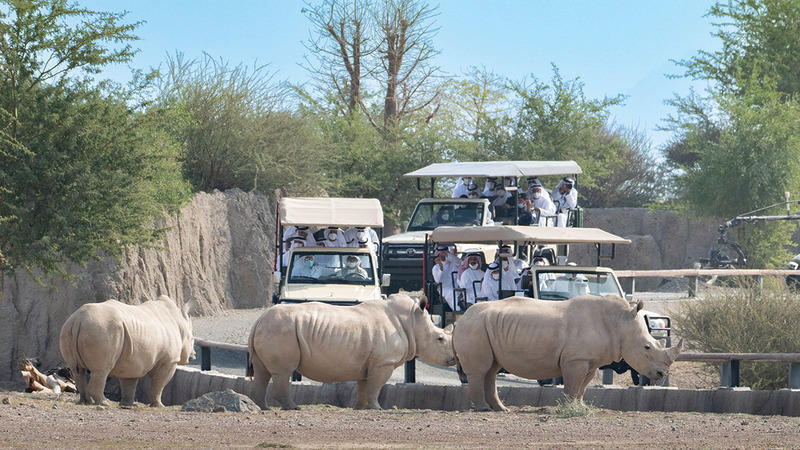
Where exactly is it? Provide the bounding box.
[427,225,672,384]
[382,160,583,292]
[273,197,389,305]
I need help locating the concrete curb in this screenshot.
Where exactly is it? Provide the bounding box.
[136,367,800,416]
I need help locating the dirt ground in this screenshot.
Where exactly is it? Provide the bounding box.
[1,388,799,449]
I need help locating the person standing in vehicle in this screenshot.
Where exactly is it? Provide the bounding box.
[432,244,462,311]
[523,181,556,225]
[452,176,474,198]
[551,177,578,227]
[345,226,379,253]
[482,177,499,198]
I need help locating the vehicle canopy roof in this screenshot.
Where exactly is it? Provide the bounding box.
[430,225,630,245]
[280,197,384,228]
[404,161,582,178]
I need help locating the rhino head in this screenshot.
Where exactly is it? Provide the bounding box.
[178,299,196,365]
[618,300,683,385]
[392,294,457,367]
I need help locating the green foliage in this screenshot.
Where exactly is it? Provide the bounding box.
[676,281,800,389]
[159,53,323,195]
[0,1,188,277]
[676,0,800,98]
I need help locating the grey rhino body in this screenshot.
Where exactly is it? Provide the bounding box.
[454,295,682,411]
[59,295,195,407]
[248,293,456,410]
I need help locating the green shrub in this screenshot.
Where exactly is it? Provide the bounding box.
[675,281,800,389]
[553,399,595,418]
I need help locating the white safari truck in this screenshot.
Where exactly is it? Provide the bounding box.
[273,197,389,306]
[428,225,672,385]
[382,160,583,292]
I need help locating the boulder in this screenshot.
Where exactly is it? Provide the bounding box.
[181,389,261,413]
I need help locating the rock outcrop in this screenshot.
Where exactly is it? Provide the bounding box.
[0,189,275,381]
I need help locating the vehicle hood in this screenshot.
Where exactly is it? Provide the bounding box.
[383,231,429,244]
[281,283,382,303]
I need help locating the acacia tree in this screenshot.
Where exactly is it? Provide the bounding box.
[302,0,375,116]
[0,1,188,278]
[302,0,442,133]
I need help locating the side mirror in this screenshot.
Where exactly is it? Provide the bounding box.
[272,271,282,285]
[381,273,391,287]
[402,221,410,232]
[625,293,633,302]
[556,256,568,266]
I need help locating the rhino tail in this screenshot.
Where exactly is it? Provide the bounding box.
[120,321,135,362]
[70,320,88,371]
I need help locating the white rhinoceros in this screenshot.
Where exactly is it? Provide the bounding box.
[248,293,456,410]
[454,295,682,411]
[59,295,195,407]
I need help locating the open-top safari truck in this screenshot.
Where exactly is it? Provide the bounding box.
[425,224,672,385]
[272,197,389,306]
[382,160,583,292]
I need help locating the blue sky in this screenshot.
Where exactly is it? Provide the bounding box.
[84,1,720,150]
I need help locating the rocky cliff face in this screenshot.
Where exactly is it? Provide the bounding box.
[0,189,276,380]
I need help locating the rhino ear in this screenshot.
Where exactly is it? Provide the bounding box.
[418,295,428,311]
[629,300,643,318]
[443,323,454,334]
[182,299,196,317]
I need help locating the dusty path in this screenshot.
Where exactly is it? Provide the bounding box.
[1,389,798,449]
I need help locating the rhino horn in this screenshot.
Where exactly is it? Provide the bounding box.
[668,338,684,362]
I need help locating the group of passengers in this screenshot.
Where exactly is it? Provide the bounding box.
[280,225,379,277]
[432,244,553,311]
[451,175,578,227]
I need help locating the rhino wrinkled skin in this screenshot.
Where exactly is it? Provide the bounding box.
[59,295,195,407]
[248,293,456,410]
[454,295,683,411]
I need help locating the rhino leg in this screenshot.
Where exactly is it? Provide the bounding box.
[561,360,591,403]
[87,370,111,406]
[354,380,368,410]
[270,372,299,410]
[466,370,492,412]
[119,378,139,406]
[147,362,177,407]
[360,365,394,410]
[484,362,508,412]
[250,354,272,410]
[75,368,90,404]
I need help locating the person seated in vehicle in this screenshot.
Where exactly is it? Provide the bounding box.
[550,271,590,298]
[282,225,316,249]
[551,177,578,227]
[498,245,528,281]
[457,252,485,308]
[531,256,556,291]
[482,177,499,198]
[282,236,308,268]
[432,244,462,311]
[345,226,379,253]
[339,254,369,280]
[434,206,456,226]
[479,262,518,301]
[491,185,514,220]
[291,254,323,280]
[452,176,474,198]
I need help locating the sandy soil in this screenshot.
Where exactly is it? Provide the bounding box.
[1,389,799,449]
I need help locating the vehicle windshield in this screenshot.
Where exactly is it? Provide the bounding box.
[407,202,484,231]
[535,271,622,300]
[288,252,375,285]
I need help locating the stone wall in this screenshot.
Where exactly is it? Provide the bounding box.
[567,208,721,290]
[0,189,276,380]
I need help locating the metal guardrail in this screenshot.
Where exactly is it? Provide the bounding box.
[196,338,800,389]
[614,268,799,297]
[602,352,800,389]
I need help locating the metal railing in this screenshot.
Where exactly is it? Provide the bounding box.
[602,352,800,389]
[196,340,800,390]
[615,268,799,297]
